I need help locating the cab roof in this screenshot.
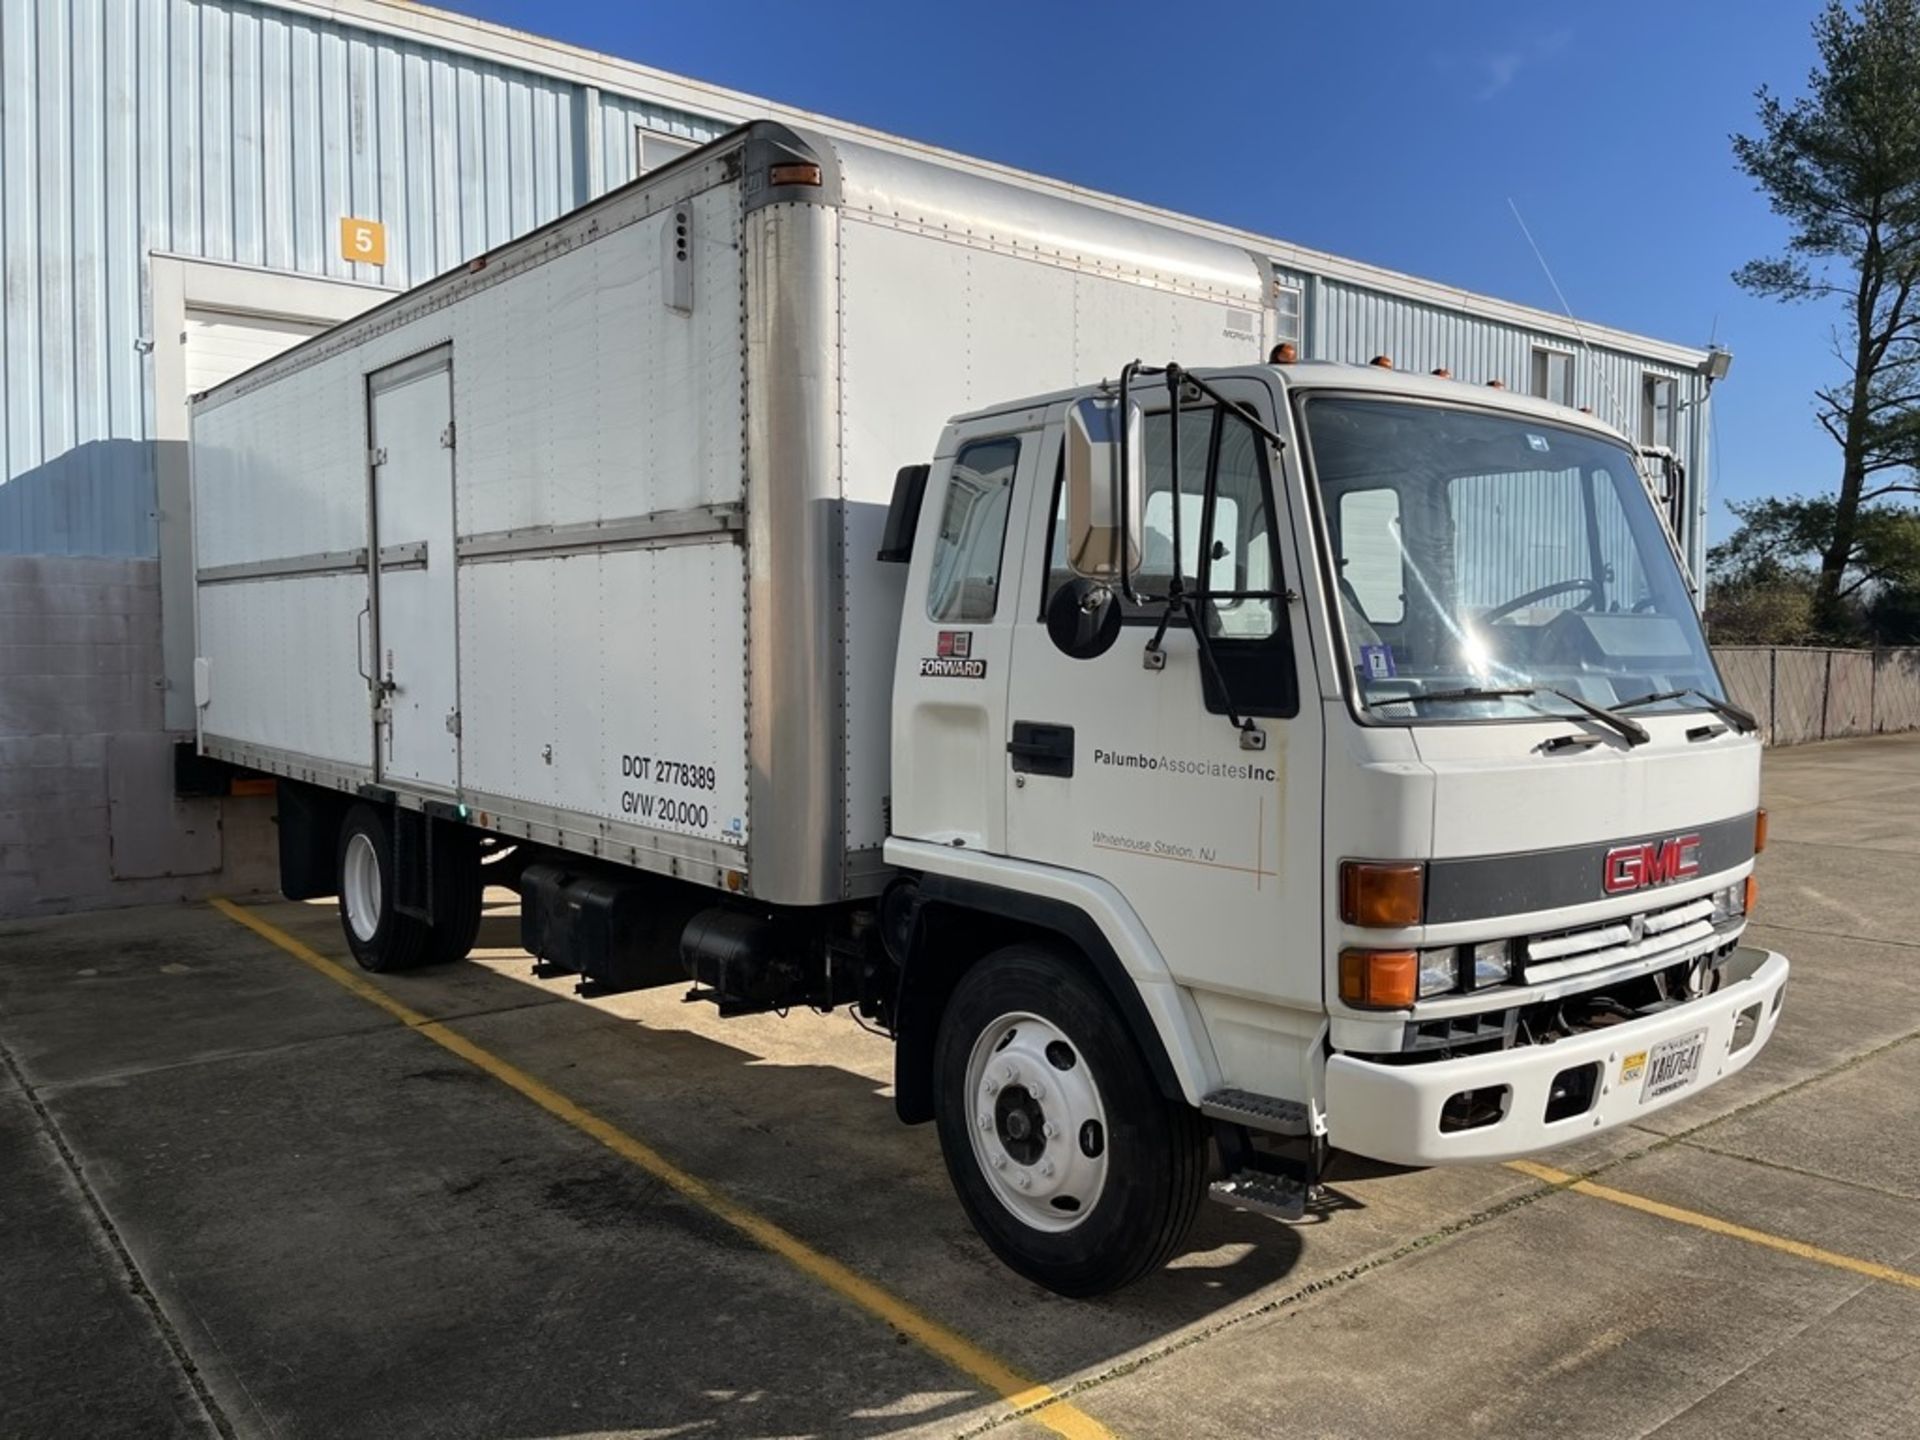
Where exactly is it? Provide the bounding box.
[950,360,1636,448]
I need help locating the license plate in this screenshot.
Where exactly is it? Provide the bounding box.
[1639,1029,1706,1102]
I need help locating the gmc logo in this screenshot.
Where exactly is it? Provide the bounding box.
[1603,834,1702,895]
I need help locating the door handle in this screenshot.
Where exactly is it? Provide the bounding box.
[1008,721,1075,778]
[356,602,372,683]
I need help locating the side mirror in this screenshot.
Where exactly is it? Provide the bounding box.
[1063,395,1144,583]
[1045,577,1123,660]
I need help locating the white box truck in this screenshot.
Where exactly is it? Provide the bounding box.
[191,122,1788,1296]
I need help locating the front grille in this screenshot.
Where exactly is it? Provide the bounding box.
[1522,894,1719,985]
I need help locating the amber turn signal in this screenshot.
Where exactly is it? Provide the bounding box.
[1340,861,1425,927]
[1339,949,1419,1009]
[1754,807,1768,854]
[1744,874,1759,917]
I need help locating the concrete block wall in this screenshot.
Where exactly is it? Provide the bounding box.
[0,555,277,919]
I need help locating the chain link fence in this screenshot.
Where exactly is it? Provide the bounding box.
[1713,647,1920,746]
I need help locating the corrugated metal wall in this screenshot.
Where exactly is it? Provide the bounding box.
[1,0,1706,566]
[1309,277,1710,575]
[0,0,720,555]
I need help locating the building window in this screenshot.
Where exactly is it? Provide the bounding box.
[636,128,698,176]
[1641,374,1678,447]
[927,437,1020,622]
[1273,283,1304,348]
[1530,347,1574,406]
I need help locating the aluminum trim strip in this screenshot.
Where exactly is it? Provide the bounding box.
[455,505,745,563]
[196,549,369,584]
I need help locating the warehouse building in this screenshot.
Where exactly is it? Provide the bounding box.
[0,0,1729,914]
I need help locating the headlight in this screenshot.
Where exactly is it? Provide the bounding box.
[1710,883,1747,923]
[1417,948,1458,997]
[1470,939,1513,988]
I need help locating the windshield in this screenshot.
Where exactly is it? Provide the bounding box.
[1300,396,1722,723]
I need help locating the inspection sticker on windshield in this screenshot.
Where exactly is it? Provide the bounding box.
[1526,433,1551,452]
[1638,1028,1706,1102]
[1360,644,1397,680]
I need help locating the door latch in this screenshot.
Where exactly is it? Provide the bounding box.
[1008,721,1075,778]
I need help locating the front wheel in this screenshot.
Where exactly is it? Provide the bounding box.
[932,944,1208,1297]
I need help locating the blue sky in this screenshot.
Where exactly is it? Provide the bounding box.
[450,0,1836,542]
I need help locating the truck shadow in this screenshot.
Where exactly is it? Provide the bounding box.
[11,895,1361,1440]
[406,897,1340,1418]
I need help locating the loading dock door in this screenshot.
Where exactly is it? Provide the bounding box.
[183,308,327,395]
[368,349,460,792]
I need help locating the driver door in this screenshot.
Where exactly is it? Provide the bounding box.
[1004,377,1325,1014]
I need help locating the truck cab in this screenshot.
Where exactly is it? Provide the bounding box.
[881,360,1786,1293]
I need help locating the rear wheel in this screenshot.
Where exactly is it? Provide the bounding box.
[933,943,1208,1297]
[427,830,484,965]
[336,804,430,973]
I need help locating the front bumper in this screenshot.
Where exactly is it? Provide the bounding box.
[1324,946,1788,1166]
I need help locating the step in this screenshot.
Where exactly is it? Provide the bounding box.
[1199,1087,1310,1134]
[1209,1170,1309,1222]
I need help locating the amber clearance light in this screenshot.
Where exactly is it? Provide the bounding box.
[1340,949,1419,1009]
[769,162,823,187]
[1754,807,1769,854]
[1340,861,1425,928]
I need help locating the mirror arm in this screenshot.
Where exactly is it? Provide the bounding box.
[1116,360,1150,607]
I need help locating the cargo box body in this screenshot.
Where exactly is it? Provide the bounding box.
[191,122,1267,906]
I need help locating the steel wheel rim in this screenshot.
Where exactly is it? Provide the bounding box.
[342,832,382,943]
[962,1009,1109,1233]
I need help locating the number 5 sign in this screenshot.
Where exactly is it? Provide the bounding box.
[339,216,387,267]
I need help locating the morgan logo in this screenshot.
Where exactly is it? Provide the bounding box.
[1603,834,1702,895]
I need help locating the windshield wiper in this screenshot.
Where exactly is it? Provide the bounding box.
[1540,687,1651,747]
[1614,688,1758,734]
[1367,686,1537,708]
[1371,685,1650,746]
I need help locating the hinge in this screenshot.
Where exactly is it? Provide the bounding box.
[440,422,455,449]
[445,709,461,737]
[368,446,388,467]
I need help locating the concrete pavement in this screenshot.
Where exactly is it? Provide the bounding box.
[2,734,1917,1438]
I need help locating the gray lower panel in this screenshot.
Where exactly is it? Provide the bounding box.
[1425,811,1756,924]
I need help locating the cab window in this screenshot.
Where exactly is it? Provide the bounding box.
[1048,404,1281,640]
[1042,400,1296,716]
[927,437,1020,622]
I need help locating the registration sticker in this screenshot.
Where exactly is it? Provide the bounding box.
[1620,1050,1647,1085]
[1639,1029,1707,1102]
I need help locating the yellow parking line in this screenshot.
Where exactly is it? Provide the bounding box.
[1508,1159,1920,1293]
[209,898,1114,1440]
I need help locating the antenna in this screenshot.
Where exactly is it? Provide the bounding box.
[1507,198,1631,436]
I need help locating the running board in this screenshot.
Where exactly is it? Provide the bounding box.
[1209,1170,1309,1222]
[1200,1087,1310,1134]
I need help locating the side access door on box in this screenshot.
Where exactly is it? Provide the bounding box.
[367,347,461,793]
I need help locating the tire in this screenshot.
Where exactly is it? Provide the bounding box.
[932,943,1209,1297]
[336,804,430,973]
[427,830,484,965]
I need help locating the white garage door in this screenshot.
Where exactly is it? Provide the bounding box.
[183,308,328,396]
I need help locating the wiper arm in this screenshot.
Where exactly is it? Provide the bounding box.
[1370,684,1650,746]
[1615,688,1758,734]
[1537,687,1650,747]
